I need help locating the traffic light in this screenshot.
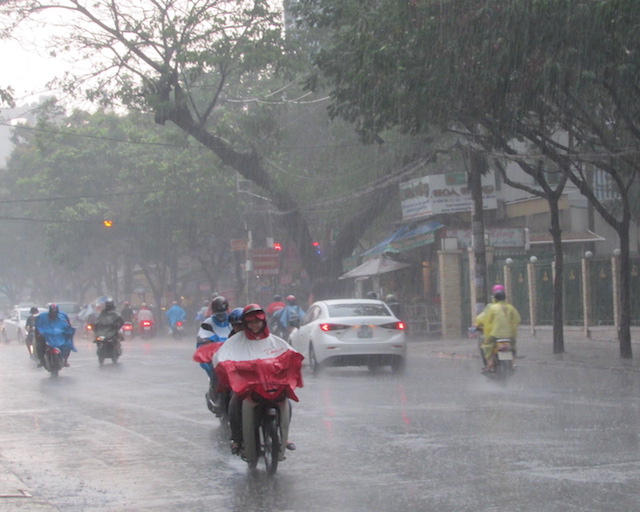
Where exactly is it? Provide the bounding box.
[273,242,282,251]
[312,241,321,255]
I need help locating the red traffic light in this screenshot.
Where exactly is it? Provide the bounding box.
[273,242,282,251]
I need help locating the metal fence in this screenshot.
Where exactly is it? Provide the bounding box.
[483,255,639,327]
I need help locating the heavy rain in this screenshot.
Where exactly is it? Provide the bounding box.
[1,1,640,511]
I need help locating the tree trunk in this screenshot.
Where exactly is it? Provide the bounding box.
[548,198,565,354]
[468,151,487,315]
[618,212,632,359]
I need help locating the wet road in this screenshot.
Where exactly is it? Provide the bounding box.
[1,335,639,511]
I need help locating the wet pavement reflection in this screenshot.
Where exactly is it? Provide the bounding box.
[1,335,639,511]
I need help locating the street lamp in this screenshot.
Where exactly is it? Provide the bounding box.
[505,258,513,266]
[584,251,593,259]
[529,256,538,264]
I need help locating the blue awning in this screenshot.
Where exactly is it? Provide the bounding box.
[361,220,444,257]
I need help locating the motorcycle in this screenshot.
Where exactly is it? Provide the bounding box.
[171,320,185,339]
[139,319,154,339]
[0,318,8,344]
[479,333,515,383]
[238,392,290,475]
[25,325,37,359]
[94,334,122,365]
[41,336,65,378]
[122,321,135,339]
[489,338,516,382]
[83,322,94,339]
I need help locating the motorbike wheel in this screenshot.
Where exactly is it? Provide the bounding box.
[47,353,60,378]
[98,347,105,365]
[495,359,512,383]
[262,415,280,475]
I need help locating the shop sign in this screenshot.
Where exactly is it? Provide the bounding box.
[399,171,497,220]
[445,227,526,248]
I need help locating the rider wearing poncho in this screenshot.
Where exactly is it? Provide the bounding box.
[213,304,303,455]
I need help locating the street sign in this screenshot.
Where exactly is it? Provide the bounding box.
[230,238,249,252]
[250,248,280,275]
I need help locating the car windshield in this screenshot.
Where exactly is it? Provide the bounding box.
[327,303,392,318]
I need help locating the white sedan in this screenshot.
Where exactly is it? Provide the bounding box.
[4,306,38,343]
[288,299,407,374]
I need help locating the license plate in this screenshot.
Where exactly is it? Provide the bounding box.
[497,351,513,361]
[357,325,373,338]
[144,326,151,331]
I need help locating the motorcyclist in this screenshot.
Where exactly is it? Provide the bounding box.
[35,303,76,368]
[193,296,232,415]
[92,298,124,341]
[165,300,186,335]
[120,301,134,323]
[266,294,285,320]
[272,295,305,338]
[476,284,521,373]
[214,304,303,458]
[228,307,244,337]
[24,306,39,357]
[385,294,404,320]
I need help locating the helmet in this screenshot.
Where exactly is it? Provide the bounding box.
[492,284,506,300]
[30,306,39,314]
[48,303,59,318]
[211,296,229,313]
[229,307,244,325]
[242,304,266,322]
[385,294,397,303]
[273,294,283,302]
[211,296,229,321]
[105,298,115,311]
[242,304,269,339]
[285,294,296,304]
[366,291,377,299]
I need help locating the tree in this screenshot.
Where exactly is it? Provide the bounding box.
[294,0,640,357]
[2,104,246,303]
[0,0,422,299]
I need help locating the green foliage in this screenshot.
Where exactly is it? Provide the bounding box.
[1,103,243,298]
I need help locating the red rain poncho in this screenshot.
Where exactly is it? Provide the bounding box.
[213,332,304,401]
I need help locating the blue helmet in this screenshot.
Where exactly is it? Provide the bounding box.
[229,307,244,325]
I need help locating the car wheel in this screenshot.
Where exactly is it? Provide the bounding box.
[309,344,321,375]
[391,357,406,375]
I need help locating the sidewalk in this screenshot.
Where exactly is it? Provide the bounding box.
[409,327,640,372]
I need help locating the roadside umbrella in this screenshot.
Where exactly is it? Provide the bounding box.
[339,255,412,280]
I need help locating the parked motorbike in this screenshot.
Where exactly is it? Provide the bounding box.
[139,319,154,339]
[94,334,122,365]
[122,321,135,339]
[238,392,290,475]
